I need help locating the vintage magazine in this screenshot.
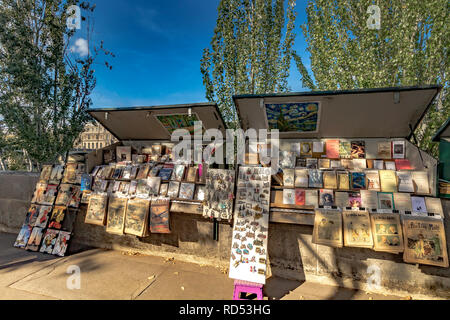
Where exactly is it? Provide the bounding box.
[305,189,319,207]
[396,171,414,193]
[371,213,404,253]
[186,167,198,182]
[392,140,406,159]
[373,160,384,170]
[352,159,367,170]
[61,208,78,233]
[194,185,206,201]
[349,192,362,208]
[283,168,295,188]
[377,141,392,159]
[294,168,308,188]
[150,197,171,234]
[85,193,108,226]
[106,196,128,235]
[295,189,305,205]
[360,190,378,210]
[203,169,236,220]
[52,231,71,257]
[41,184,58,206]
[323,171,337,189]
[402,217,448,267]
[342,209,373,248]
[365,170,381,191]
[337,171,350,190]
[159,183,169,196]
[319,189,334,207]
[62,163,78,184]
[379,170,398,192]
[14,224,33,248]
[124,198,150,237]
[55,184,72,206]
[39,229,59,254]
[393,193,412,212]
[318,158,331,169]
[24,204,39,226]
[173,164,186,181]
[179,183,195,200]
[48,206,66,229]
[312,208,343,247]
[31,182,47,204]
[49,165,64,184]
[326,140,340,159]
[34,205,52,228]
[308,169,323,188]
[312,141,326,158]
[351,141,365,159]
[300,142,312,157]
[147,177,161,195]
[25,227,45,251]
[339,141,352,159]
[411,196,427,214]
[424,197,444,217]
[335,192,350,208]
[229,166,272,285]
[283,189,296,205]
[306,158,318,169]
[411,171,430,195]
[377,192,395,210]
[136,164,151,180]
[167,181,180,198]
[280,151,296,169]
[351,172,366,190]
[39,165,53,181]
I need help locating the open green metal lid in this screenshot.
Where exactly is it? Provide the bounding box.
[233,85,442,139]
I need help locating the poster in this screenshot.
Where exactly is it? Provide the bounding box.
[342,209,373,248]
[370,213,404,253]
[48,206,66,229]
[124,198,150,237]
[85,193,108,226]
[25,227,44,251]
[229,166,272,285]
[312,209,343,248]
[14,224,33,248]
[52,231,71,257]
[155,113,201,135]
[402,217,448,267]
[39,229,59,254]
[34,205,52,228]
[203,169,236,220]
[265,102,320,133]
[150,197,171,234]
[106,197,128,235]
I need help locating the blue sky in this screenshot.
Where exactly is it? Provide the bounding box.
[77,0,311,108]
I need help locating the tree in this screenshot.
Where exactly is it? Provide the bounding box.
[295,0,449,156]
[0,0,113,170]
[201,0,299,128]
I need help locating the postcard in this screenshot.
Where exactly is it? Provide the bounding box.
[334,192,350,208]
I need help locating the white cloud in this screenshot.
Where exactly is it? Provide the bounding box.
[71,38,89,57]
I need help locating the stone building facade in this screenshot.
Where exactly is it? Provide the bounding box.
[73,121,117,151]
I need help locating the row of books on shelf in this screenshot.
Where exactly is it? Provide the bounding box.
[88,178,206,202]
[274,168,431,194]
[39,162,86,185]
[107,145,173,164]
[280,157,413,171]
[311,208,448,268]
[275,189,444,218]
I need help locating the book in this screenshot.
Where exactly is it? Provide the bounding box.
[312,209,343,248]
[379,170,398,192]
[351,141,365,159]
[385,161,396,170]
[349,192,362,208]
[335,192,350,208]
[395,159,412,170]
[370,213,404,253]
[179,183,195,200]
[147,177,161,195]
[392,141,405,159]
[319,189,334,207]
[411,171,430,194]
[305,189,319,207]
[186,166,198,182]
[283,168,295,188]
[365,170,381,191]
[295,189,305,205]
[396,171,414,193]
[393,193,412,212]
[167,181,180,198]
[424,197,444,217]
[326,140,340,159]
[373,160,384,170]
[411,196,427,214]
[318,159,331,169]
[294,168,309,188]
[351,172,366,190]
[312,141,326,158]
[377,192,395,210]
[283,189,296,205]
[377,141,392,159]
[342,209,373,248]
[172,164,186,181]
[352,159,367,169]
[300,142,312,157]
[360,190,378,209]
[308,169,323,188]
[339,141,352,159]
[337,171,350,190]
[306,158,318,169]
[340,159,353,170]
[158,168,173,181]
[402,217,448,267]
[323,171,337,189]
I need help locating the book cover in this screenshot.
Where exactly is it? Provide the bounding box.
[294,168,309,188]
[326,140,340,159]
[150,197,171,233]
[319,189,334,207]
[308,169,323,188]
[330,160,342,169]
[300,142,312,157]
[49,165,64,184]
[312,209,343,248]
[136,164,151,180]
[339,141,352,159]
[334,192,350,208]
[379,170,398,192]
[295,189,305,205]
[365,170,381,191]
[351,172,366,190]
[351,141,365,159]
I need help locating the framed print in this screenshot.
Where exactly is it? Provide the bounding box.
[25,227,44,252]
[62,163,78,184]
[179,183,195,200]
[106,196,128,235]
[52,231,71,257]
[342,209,373,248]
[167,181,180,198]
[85,193,108,226]
[294,168,308,188]
[150,197,171,234]
[14,224,33,248]
[319,189,334,207]
[377,192,395,210]
[265,102,320,133]
[39,229,59,254]
[371,213,404,253]
[116,146,132,162]
[203,169,236,220]
[34,205,52,228]
[124,198,150,237]
[402,217,448,267]
[312,209,343,248]
[48,206,66,229]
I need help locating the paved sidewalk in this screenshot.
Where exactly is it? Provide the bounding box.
[0,232,405,300]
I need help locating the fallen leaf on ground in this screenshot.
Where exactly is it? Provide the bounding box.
[174,272,179,275]
[148,275,155,280]
[181,286,185,291]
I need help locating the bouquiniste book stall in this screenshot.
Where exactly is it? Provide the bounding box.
[432,118,450,199]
